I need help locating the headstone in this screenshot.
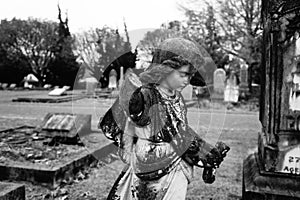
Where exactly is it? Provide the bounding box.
[240,64,248,86]
[9,83,16,89]
[211,69,226,101]
[85,77,98,96]
[108,69,117,89]
[2,83,8,89]
[213,69,226,93]
[38,113,91,138]
[62,86,71,90]
[48,88,67,96]
[43,84,52,89]
[224,72,239,102]
[280,145,300,174]
[118,66,124,89]
[239,64,249,97]
[181,84,193,101]
[0,113,93,188]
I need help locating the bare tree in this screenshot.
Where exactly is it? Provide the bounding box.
[73,25,133,80]
[216,0,262,91]
[72,29,101,78]
[180,0,262,91]
[137,24,183,68]
[215,0,262,64]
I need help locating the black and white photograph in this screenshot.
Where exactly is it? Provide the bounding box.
[0,0,299,199]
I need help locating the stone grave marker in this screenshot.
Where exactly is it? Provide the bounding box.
[62,86,71,90]
[240,64,248,87]
[224,72,239,102]
[48,87,67,96]
[43,84,52,89]
[213,68,226,93]
[85,77,98,96]
[118,66,124,89]
[38,113,91,140]
[1,83,8,89]
[239,64,249,98]
[9,83,16,89]
[211,68,226,101]
[108,69,117,89]
[0,113,95,188]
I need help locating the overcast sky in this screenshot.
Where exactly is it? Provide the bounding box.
[0,0,192,48]
[0,0,187,31]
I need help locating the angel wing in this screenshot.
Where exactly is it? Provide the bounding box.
[119,69,142,115]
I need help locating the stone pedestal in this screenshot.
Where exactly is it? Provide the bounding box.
[243,153,300,200]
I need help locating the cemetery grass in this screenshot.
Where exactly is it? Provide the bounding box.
[14,124,258,200]
[0,91,259,200]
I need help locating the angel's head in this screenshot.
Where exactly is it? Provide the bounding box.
[139,37,208,89]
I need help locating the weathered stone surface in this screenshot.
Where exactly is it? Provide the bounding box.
[0,182,25,200]
[38,113,91,139]
[243,153,300,199]
[213,68,226,94]
[247,3,300,199]
[0,141,98,189]
[0,125,105,189]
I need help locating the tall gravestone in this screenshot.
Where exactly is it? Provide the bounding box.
[224,72,239,103]
[212,68,226,101]
[118,66,124,89]
[213,68,226,93]
[239,63,249,97]
[243,1,300,199]
[108,69,117,90]
[240,64,248,87]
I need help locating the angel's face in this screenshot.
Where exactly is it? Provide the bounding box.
[162,65,192,91]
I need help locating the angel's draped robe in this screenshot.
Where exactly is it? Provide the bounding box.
[99,84,214,200]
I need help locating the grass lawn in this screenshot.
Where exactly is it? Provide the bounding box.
[20,128,258,200]
[0,90,260,199]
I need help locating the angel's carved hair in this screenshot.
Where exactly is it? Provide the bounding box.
[139,50,195,84]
